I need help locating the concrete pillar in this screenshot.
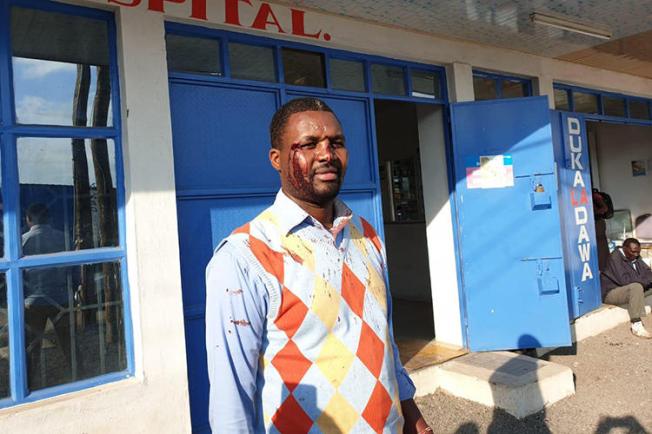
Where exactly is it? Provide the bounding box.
[447,62,474,103]
[535,75,556,109]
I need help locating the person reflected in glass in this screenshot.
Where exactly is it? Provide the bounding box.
[22,203,75,387]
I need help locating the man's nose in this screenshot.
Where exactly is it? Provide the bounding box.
[315,140,336,161]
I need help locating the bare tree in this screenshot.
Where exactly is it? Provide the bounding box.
[72,65,95,326]
[90,66,119,344]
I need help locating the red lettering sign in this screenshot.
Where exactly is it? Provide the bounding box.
[251,3,285,33]
[107,0,331,41]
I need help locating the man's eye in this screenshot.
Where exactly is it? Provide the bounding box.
[299,142,316,149]
[332,141,345,148]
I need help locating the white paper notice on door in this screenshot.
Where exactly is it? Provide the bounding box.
[466,154,514,189]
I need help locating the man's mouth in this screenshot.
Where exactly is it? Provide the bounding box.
[313,167,340,182]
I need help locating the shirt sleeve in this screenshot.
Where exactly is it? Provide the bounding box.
[205,242,269,433]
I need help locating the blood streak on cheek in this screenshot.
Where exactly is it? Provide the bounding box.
[289,143,313,194]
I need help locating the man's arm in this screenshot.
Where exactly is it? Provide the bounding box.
[205,242,268,433]
[638,258,652,289]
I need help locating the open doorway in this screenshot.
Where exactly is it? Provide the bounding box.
[587,121,652,269]
[374,100,434,341]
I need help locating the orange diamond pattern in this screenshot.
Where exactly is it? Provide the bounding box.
[232,222,250,235]
[249,235,285,282]
[271,395,313,434]
[361,381,393,434]
[356,322,385,378]
[275,286,308,339]
[361,217,383,255]
[341,263,365,318]
[271,340,311,393]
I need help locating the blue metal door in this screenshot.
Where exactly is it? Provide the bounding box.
[169,82,381,432]
[450,96,571,351]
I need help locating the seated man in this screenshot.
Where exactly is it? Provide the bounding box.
[601,238,652,338]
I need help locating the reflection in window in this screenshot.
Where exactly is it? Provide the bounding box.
[282,48,325,87]
[0,274,7,398]
[554,88,570,111]
[371,64,406,96]
[603,96,625,117]
[23,262,125,390]
[411,70,439,99]
[330,58,365,92]
[229,43,275,82]
[11,7,112,127]
[573,92,599,114]
[629,100,650,120]
[502,80,527,98]
[18,138,118,254]
[473,76,496,100]
[166,34,221,75]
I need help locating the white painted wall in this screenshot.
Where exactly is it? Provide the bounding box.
[417,105,464,347]
[592,123,652,237]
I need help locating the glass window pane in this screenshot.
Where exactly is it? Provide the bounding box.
[502,80,528,98]
[629,99,650,120]
[282,48,325,87]
[18,138,118,255]
[166,34,221,75]
[0,274,8,398]
[11,7,112,127]
[603,96,625,117]
[229,43,275,82]
[554,88,570,111]
[573,92,599,114]
[473,76,497,100]
[411,70,439,99]
[330,58,365,92]
[371,64,406,96]
[24,261,126,391]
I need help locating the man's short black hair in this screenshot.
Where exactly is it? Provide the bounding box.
[269,97,336,149]
[26,203,50,225]
[623,238,640,249]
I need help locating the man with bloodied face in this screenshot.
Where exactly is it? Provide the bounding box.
[205,98,431,433]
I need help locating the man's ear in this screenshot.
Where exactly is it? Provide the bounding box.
[269,147,282,172]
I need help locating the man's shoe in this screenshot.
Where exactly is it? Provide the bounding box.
[631,321,652,339]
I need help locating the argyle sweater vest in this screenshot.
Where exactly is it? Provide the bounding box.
[226,208,404,433]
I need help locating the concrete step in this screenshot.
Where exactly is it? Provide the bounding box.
[412,351,574,419]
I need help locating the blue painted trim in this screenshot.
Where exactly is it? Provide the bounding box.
[10,126,118,138]
[554,82,652,123]
[0,370,132,409]
[0,0,134,405]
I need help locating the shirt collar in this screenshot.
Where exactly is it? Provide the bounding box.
[272,189,353,236]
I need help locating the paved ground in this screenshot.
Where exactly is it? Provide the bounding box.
[416,315,652,433]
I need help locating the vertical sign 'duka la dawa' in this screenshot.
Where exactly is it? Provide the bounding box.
[557,113,601,318]
[106,0,332,42]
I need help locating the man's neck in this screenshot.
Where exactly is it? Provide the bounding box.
[283,189,335,229]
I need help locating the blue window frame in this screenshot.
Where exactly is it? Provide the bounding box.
[472,70,533,100]
[165,22,448,104]
[0,0,132,406]
[554,83,652,123]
